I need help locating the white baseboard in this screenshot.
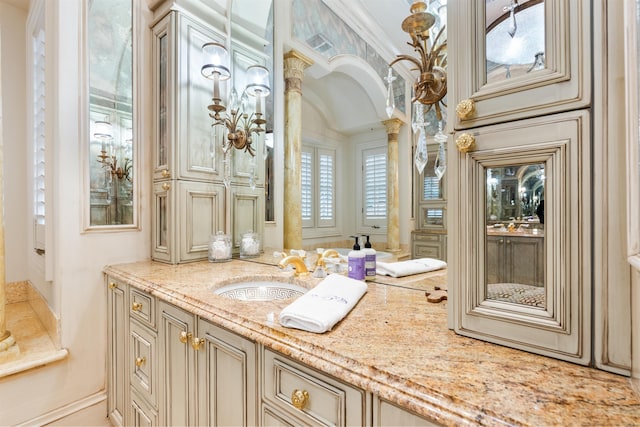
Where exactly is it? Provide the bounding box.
[16,391,109,427]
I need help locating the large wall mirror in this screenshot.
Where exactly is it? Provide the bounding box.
[86,0,137,228]
[229,0,274,222]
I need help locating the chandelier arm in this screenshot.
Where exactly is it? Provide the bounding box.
[389,55,424,72]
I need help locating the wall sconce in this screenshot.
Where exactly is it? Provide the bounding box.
[201,42,270,157]
[385,1,448,176]
[94,121,132,181]
[385,1,447,121]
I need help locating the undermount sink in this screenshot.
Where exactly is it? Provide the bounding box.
[214,281,308,301]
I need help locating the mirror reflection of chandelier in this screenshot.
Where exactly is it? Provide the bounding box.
[201,42,270,157]
[94,121,132,181]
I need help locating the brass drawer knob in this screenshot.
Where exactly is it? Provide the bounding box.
[291,389,309,410]
[179,331,193,344]
[135,357,146,368]
[108,282,118,289]
[455,133,476,153]
[132,302,143,312]
[456,99,476,119]
[161,169,171,178]
[191,337,204,351]
[162,182,171,191]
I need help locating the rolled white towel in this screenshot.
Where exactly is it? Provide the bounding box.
[278,274,367,333]
[376,258,447,278]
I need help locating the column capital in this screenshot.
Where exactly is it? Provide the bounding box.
[284,50,314,92]
[382,118,405,136]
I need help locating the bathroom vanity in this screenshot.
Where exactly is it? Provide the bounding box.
[105,259,640,426]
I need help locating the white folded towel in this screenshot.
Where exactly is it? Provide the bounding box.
[278,274,367,333]
[376,258,447,278]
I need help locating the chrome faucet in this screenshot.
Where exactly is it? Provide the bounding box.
[278,255,309,276]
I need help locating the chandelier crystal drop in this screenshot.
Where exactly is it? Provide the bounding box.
[434,121,447,180]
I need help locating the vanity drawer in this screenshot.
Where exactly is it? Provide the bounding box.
[129,288,156,329]
[262,348,366,427]
[129,320,157,408]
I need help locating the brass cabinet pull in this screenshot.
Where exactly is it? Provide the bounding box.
[162,182,171,191]
[135,357,146,367]
[108,282,118,289]
[179,331,193,344]
[291,389,309,410]
[161,169,171,178]
[456,98,476,119]
[455,133,476,153]
[132,302,143,312]
[191,337,204,351]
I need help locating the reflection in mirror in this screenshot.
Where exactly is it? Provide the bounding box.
[485,0,545,84]
[485,163,545,307]
[88,0,134,226]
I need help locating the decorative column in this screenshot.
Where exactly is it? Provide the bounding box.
[383,118,404,253]
[283,50,313,250]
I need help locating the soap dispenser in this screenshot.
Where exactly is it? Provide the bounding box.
[362,235,376,281]
[348,236,365,280]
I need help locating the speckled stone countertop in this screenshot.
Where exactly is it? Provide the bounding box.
[104,259,640,426]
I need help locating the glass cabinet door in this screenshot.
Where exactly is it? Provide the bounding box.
[449,0,590,129]
[451,110,591,365]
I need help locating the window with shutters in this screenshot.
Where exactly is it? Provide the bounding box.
[301,145,336,229]
[362,146,387,229]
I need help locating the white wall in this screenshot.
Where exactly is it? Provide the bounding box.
[0,1,29,283]
[0,0,152,424]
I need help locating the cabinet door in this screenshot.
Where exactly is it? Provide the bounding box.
[450,0,590,129]
[130,320,158,408]
[158,301,197,427]
[151,181,174,263]
[178,180,225,262]
[151,13,174,182]
[130,389,158,427]
[175,12,226,182]
[450,111,591,364]
[230,185,264,253]
[197,318,257,426]
[107,278,128,427]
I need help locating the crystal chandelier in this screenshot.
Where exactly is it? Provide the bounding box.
[201,42,270,157]
[385,1,447,177]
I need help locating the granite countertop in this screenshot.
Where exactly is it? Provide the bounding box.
[104,259,640,426]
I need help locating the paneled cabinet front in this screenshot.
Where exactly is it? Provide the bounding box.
[158,300,258,426]
[450,111,591,365]
[449,0,591,129]
[152,180,225,263]
[150,9,266,263]
[261,348,369,426]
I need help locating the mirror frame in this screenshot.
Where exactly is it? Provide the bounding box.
[82,0,140,231]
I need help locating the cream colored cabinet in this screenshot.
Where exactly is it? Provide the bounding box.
[449,0,594,365]
[450,111,591,365]
[485,234,544,287]
[158,300,258,426]
[411,231,446,261]
[261,348,369,426]
[412,143,447,261]
[450,0,591,129]
[150,7,265,263]
[151,180,226,263]
[373,398,441,427]
[107,279,128,427]
[196,317,257,426]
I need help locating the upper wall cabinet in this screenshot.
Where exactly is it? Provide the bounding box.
[449,0,591,130]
